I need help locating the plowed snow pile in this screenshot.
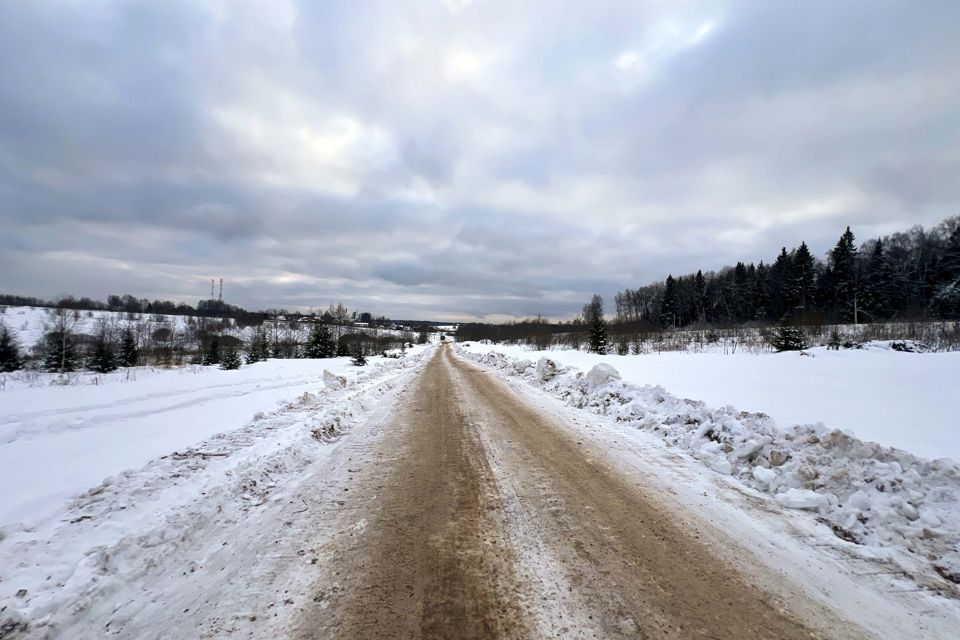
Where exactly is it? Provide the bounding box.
[458,345,960,592]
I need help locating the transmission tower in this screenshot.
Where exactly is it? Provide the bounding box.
[219,278,223,302]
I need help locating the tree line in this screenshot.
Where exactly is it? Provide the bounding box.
[0,308,420,375]
[615,217,960,328]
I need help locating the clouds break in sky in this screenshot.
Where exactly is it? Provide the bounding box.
[2,0,959,320]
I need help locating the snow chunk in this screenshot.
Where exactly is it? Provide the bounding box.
[752,466,777,485]
[775,488,828,511]
[535,357,559,382]
[323,369,348,389]
[581,363,621,393]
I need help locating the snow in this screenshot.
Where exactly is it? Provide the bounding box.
[0,346,433,636]
[775,488,829,510]
[457,343,960,592]
[460,342,960,462]
[0,349,429,529]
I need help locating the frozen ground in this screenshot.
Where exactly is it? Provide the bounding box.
[459,341,960,462]
[0,349,428,529]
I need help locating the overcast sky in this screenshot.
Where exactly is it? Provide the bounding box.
[2,1,959,320]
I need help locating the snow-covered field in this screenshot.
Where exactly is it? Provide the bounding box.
[460,341,960,462]
[457,342,960,594]
[0,350,429,530]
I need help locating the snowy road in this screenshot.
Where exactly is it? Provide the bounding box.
[302,344,849,638]
[4,345,958,638]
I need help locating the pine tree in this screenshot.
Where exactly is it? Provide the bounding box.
[661,276,679,327]
[829,226,859,321]
[220,348,243,370]
[0,323,24,372]
[246,327,270,364]
[351,345,367,366]
[861,240,893,319]
[117,328,139,367]
[202,335,221,366]
[769,324,809,352]
[582,294,609,354]
[336,339,351,357]
[42,308,80,374]
[304,323,336,358]
[694,270,708,323]
[789,242,818,320]
[88,331,117,373]
[753,262,772,321]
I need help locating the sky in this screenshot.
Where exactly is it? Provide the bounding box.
[1,0,959,321]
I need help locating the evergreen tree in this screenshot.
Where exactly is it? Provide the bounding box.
[753,262,772,321]
[661,275,679,327]
[931,225,960,318]
[861,240,893,319]
[0,323,24,372]
[694,270,708,323]
[829,226,859,321]
[42,310,80,373]
[336,339,351,357]
[220,348,243,370]
[582,294,609,354]
[789,242,818,320]
[88,330,117,373]
[769,324,809,352]
[245,327,270,364]
[117,328,139,367]
[769,248,793,320]
[304,323,336,358]
[351,345,367,366]
[202,335,221,366]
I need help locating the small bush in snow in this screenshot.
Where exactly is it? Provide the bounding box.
[219,349,242,370]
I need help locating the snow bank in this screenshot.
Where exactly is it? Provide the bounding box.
[458,346,960,589]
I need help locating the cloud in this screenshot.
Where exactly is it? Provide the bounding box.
[2,0,959,320]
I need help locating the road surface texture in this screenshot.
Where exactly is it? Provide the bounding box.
[298,345,861,639]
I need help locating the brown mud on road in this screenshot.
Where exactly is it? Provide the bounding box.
[296,345,867,639]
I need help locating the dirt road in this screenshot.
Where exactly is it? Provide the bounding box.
[297,345,861,639]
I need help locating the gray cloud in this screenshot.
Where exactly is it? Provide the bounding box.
[2,0,958,320]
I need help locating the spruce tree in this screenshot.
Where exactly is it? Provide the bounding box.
[203,335,221,366]
[790,242,818,320]
[336,339,351,357]
[304,323,336,358]
[861,240,893,319]
[0,323,24,372]
[42,329,78,372]
[583,294,609,354]
[88,331,117,373]
[351,345,367,366]
[769,324,809,352]
[246,327,270,364]
[220,348,243,370]
[829,226,859,321]
[117,328,139,367]
[661,276,679,327]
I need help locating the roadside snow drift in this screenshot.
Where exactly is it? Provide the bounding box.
[458,345,960,592]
